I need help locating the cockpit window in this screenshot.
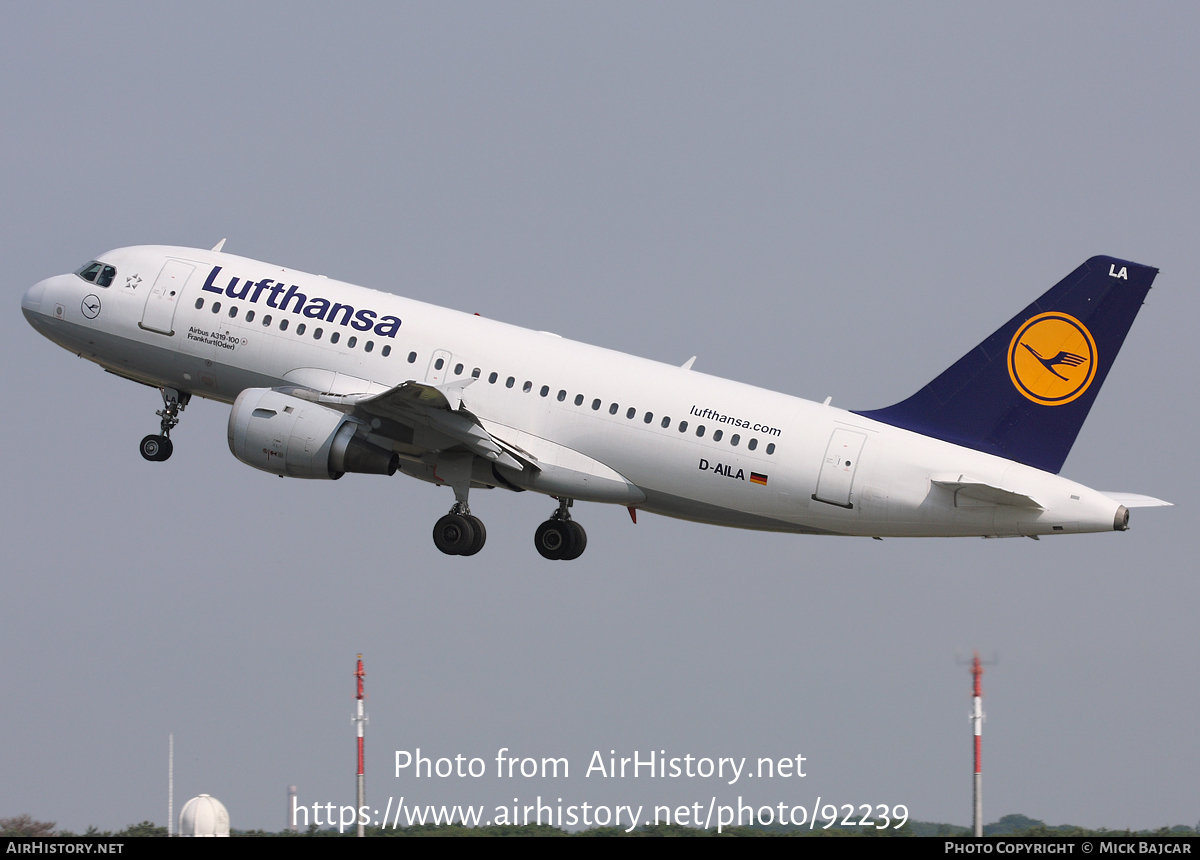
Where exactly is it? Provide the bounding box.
[75,261,117,288]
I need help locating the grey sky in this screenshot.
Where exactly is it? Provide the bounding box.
[1,2,1196,832]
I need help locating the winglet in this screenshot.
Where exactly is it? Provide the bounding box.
[681,356,696,370]
[211,238,227,253]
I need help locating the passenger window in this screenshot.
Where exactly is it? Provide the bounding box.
[279,318,289,331]
[713,429,722,442]
[506,377,516,389]
[382,345,391,356]
[592,399,601,411]
[195,298,204,310]
[661,416,670,428]
[643,412,653,424]
[748,438,757,451]
[435,358,444,370]
[330,332,339,344]
[454,363,463,375]
[314,328,323,340]
[472,368,481,379]
[679,420,688,433]
[263,314,272,326]
[608,403,619,415]
[575,394,584,406]
[696,425,705,437]
[407,351,416,362]
[540,385,549,397]
[730,434,739,446]
[246,310,255,323]
[212,302,221,314]
[557,390,567,402]
[347,336,356,348]
[489,372,498,384]
[229,306,238,318]
[296,323,307,335]
[365,341,373,353]
[97,265,116,287]
[766,443,775,455]
[523,381,533,393]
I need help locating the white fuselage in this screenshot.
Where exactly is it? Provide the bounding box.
[21,245,1125,538]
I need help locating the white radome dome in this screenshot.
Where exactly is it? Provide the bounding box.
[178,794,230,837]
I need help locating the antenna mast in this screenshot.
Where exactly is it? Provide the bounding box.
[354,655,366,838]
[167,733,173,837]
[970,652,985,837]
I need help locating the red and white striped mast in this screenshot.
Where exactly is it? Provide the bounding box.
[970,651,984,837]
[354,654,366,838]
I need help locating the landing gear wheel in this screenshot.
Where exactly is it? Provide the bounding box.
[433,513,476,556]
[460,515,487,557]
[534,519,574,560]
[561,521,587,560]
[140,435,172,462]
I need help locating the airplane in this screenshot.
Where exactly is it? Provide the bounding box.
[20,245,1170,559]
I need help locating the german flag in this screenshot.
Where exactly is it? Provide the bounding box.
[750,472,768,486]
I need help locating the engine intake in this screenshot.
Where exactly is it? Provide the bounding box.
[228,388,398,479]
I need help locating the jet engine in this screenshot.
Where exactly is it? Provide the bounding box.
[227,388,399,479]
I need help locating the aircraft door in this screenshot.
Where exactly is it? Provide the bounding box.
[140,260,194,335]
[812,428,867,508]
[426,349,452,384]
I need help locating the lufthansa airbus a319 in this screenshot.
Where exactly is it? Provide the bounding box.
[21,244,1169,559]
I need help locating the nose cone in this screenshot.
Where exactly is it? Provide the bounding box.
[22,279,48,319]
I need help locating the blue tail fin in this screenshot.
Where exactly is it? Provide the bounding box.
[854,256,1157,473]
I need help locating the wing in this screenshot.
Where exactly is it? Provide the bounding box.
[272,372,644,503]
[352,378,526,470]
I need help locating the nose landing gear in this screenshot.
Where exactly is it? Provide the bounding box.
[140,388,189,462]
[534,498,587,561]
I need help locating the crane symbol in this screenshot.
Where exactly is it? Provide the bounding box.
[1020,343,1087,381]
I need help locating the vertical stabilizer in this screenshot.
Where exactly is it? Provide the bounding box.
[855,256,1157,473]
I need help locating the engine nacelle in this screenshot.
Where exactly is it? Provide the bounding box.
[228,388,399,479]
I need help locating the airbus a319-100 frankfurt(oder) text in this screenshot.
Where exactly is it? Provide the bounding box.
[21,244,1170,559]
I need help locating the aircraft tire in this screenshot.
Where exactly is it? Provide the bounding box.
[433,514,475,556]
[534,520,573,560]
[561,521,587,560]
[460,516,487,556]
[140,434,172,462]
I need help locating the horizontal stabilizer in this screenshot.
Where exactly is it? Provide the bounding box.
[932,476,1044,509]
[1100,492,1173,508]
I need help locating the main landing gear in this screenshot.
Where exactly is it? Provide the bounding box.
[425,455,586,561]
[534,498,587,561]
[140,388,189,462]
[433,503,487,557]
[430,453,488,557]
